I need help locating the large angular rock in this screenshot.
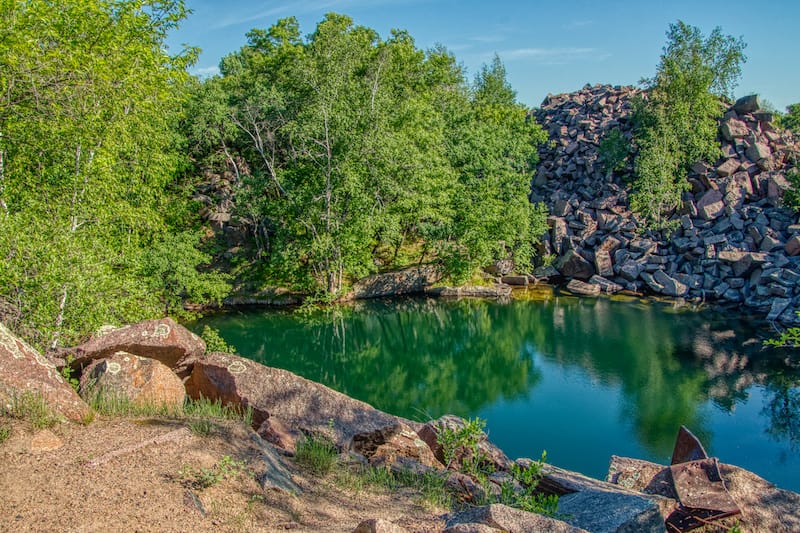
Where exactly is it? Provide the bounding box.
[719,118,749,141]
[445,504,587,533]
[66,318,205,370]
[0,322,91,423]
[540,465,668,533]
[733,94,760,114]
[556,249,595,280]
[78,352,186,408]
[353,421,442,470]
[594,250,614,277]
[608,455,800,533]
[566,279,601,296]
[186,352,399,449]
[746,142,771,163]
[697,190,725,221]
[653,270,689,297]
[716,158,741,177]
[352,265,441,299]
[786,235,800,256]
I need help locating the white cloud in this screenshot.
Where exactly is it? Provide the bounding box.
[192,65,221,78]
[499,47,609,65]
[563,20,595,30]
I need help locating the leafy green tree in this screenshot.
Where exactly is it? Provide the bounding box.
[0,1,226,348]
[631,21,746,228]
[779,103,800,134]
[186,16,547,296]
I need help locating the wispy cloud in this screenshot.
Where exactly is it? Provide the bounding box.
[470,35,506,44]
[499,47,609,65]
[563,20,595,30]
[192,65,221,78]
[211,0,428,29]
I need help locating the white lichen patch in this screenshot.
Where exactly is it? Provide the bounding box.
[227,361,247,375]
[105,361,122,375]
[0,322,34,360]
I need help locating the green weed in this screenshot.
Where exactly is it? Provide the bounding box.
[180,454,248,490]
[3,391,61,429]
[295,433,338,475]
[0,423,11,443]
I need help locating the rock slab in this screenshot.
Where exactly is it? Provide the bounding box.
[66,318,205,369]
[186,352,399,449]
[0,322,91,423]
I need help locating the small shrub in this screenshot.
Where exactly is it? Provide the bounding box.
[179,454,248,490]
[4,391,60,429]
[59,355,80,392]
[200,325,238,354]
[0,424,11,443]
[295,433,338,475]
[497,451,559,515]
[783,168,800,211]
[436,417,491,476]
[598,128,630,175]
[764,312,800,348]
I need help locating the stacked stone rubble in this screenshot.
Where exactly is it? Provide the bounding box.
[531,84,800,326]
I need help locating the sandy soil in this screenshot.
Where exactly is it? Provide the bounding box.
[0,416,447,533]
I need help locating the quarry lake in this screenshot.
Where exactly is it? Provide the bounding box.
[195,289,800,492]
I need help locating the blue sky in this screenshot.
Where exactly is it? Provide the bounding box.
[167,0,799,110]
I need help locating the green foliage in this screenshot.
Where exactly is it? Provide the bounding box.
[598,128,630,175]
[60,355,80,392]
[631,21,746,229]
[778,103,800,134]
[436,417,491,475]
[185,15,547,296]
[765,313,800,348]
[138,232,231,318]
[0,0,223,349]
[179,455,248,489]
[295,433,339,475]
[0,423,10,444]
[499,452,559,515]
[783,168,800,211]
[3,391,61,429]
[200,325,238,354]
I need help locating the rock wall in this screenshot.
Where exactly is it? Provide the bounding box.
[531,84,800,325]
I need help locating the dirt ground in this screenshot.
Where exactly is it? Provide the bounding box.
[0,416,447,533]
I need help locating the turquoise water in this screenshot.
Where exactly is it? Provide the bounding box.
[195,291,800,491]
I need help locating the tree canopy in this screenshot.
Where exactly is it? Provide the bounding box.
[0,0,229,348]
[185,14,548,297]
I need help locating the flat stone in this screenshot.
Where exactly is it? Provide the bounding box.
[557,490,666,533]
[716,158,740,177]
[697,190,725,221]
[500,275,529,286]
[589,275,624,294]
[719,117,749,141]
[766,298,791,321]
[566,279,601,296]
[250,434,303,494]
[653,270,689,297]
[745,142,771,163]
[352,265,441,299]
[445,504,588,533]
[785,235,800,256]
[64,318,205,370]
[186,352,399,448]
[30,429,63,452]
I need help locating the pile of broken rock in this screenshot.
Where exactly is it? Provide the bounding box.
[531,86,800,326]
[2,318,799,532]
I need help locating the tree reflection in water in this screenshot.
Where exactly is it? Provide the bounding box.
[196,292,800,481]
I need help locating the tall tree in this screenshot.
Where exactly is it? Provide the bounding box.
[631,21,746,228]
[0,0,226,348]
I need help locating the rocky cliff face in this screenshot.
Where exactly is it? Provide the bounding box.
[531,84,800,325]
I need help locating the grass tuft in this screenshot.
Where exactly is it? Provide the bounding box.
[0,423,11,443]
[295,433,338,475]
[3,391,61,429]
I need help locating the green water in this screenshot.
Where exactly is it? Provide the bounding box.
[195,291,800,491]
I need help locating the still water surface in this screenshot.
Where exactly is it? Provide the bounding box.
[196,290,800,491]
